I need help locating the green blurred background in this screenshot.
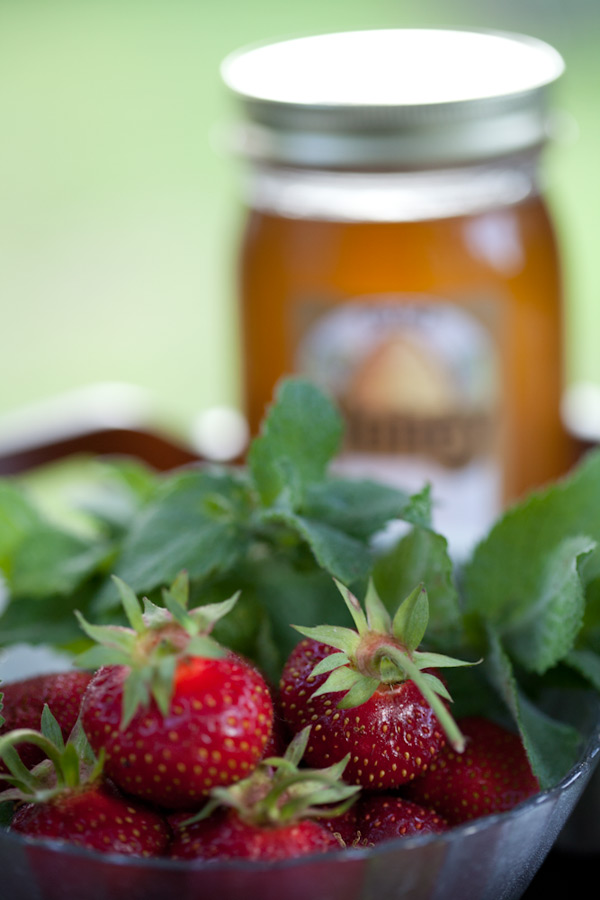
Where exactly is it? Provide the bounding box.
[1,0,599,450]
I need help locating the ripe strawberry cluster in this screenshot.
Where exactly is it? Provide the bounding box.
[0,574,539,863]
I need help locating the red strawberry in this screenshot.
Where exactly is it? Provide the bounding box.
[404,716,539,825]
[280,637,445,789]
[354,794,447,845]
[0,670,92,774]
[11,781,170,857]
[320,793,447,846]
[261,706,291,758]
[314,803,360,846]
[0,706,170,857]
[168,726,358,862]
[77,572,274,809]
[169,806,341,862]
[279,580,474,789]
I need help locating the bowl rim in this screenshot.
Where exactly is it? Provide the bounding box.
[2,704,600,876]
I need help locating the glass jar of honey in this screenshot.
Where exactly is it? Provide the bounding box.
[221,28,576,557]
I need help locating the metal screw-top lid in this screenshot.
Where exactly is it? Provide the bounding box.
[220,28,565,169]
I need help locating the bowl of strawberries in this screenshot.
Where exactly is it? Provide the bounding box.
[0,572,599,900]
[1,377,600,900]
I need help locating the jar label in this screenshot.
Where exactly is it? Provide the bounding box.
[294,296,502,557]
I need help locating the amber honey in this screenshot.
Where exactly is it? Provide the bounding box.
[222,28,574,554]
[240,188,572,502]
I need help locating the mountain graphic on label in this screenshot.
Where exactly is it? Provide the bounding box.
[347,334,461,416]
[295,297,497,466]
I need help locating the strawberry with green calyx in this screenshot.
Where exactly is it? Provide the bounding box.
[0,671,93,775]
[279,580,477,789]
[77,571,274,809]
[0,705,170,857]
[0,704,102,803]
[76,571,241,728]
[168,725,360,861]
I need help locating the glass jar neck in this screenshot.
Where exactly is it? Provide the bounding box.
[240,154,543,223]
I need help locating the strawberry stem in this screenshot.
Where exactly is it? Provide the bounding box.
[334,579,369,635]
[76,572,240,731]
[375,645,466,753]
[0,729,65,780]
[298,579,476,754]
[182,726,360,828]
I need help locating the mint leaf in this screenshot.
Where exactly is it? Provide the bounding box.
[501,535,595,674]
[302,479,431,539]
[564,648,600,692]
[463,449,600,689]
[74,458,158,534]
[258,509,373,586]
[517,692,583,791]
[205,589,266,660]
[8,527,113,598]
[373,525,463,650]
[0,583,98,650]
[224,558,350,681]
[0,481,43,572]
[482,625,582,789]
[248,377,343,507]
[399,484,433,529]
[464,449,600,622]
[98,467,253,602]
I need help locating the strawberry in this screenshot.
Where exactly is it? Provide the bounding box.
[404,715,539,825]
[0,705,170,857]
[168,726,358,861]
[261,705,292,759]
[353,794,447,845]
[314,802,360,846]
[169,806,341,862]
[0,671,92,774]
[10,781,170,857]
[279,580,475,789]
[320,792,447,847]
[77,571,274,809]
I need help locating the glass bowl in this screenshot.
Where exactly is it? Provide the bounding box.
[1,694,599,900]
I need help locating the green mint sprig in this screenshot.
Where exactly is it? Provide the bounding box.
[0,378,440,678]
[460,448,600,788]
[3,376,600,790]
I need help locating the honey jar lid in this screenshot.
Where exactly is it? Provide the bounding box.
[220,28,565,169]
